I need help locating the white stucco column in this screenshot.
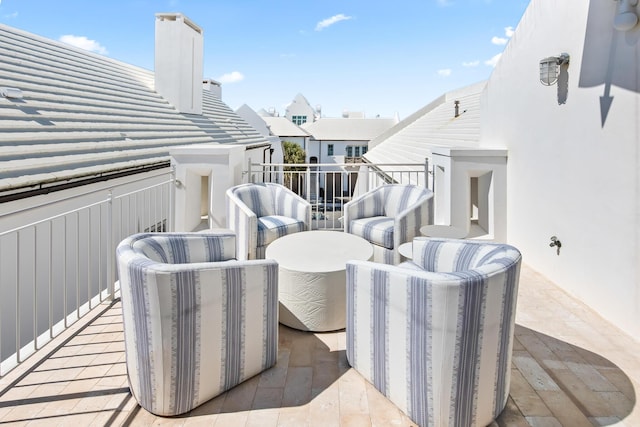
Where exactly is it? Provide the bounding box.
[430,146,508,241]
[170,144,245,231]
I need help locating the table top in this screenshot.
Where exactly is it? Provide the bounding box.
[265,231,373,273]
[420,225,467,239]
[398,242,413,259]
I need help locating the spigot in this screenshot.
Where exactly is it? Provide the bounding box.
[549,236,562,255]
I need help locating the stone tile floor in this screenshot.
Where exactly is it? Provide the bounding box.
[0,264,638,426]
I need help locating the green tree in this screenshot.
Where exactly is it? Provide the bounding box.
[282,141,306,164]
[282,141,306,192]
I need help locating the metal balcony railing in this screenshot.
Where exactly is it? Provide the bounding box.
[0,171,173,376]
[247,161,430,230]
[0,160,430,376]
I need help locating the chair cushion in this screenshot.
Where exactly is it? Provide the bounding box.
[257,215,305,247]
[349,216,394,249]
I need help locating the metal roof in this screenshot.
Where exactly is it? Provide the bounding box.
[364,81,486,166]
[261,116,310,138]
[0,24,268,195]
[300,117,398,141]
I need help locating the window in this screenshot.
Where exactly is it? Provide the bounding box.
[346,146,353,157]
[327,144,334,156]
[291,115,307,125]
[354,146,360,157]
[362,146,368,155]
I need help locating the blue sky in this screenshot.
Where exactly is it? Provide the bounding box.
[0,0,530,119]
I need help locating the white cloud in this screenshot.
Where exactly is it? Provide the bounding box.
[437,68,452,77]
[218,71,245,84]
[491,26,515,45]
[462,60,480,67]
[485,53,502,67]
[59,35,108,55]
[315,14,352,31]
[491,36,508,45]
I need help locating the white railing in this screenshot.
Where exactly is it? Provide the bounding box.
[247,161,430,230]
[0,160,429,376]
[0,170,174,376]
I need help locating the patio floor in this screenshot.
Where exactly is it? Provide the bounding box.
[0,264,638,426]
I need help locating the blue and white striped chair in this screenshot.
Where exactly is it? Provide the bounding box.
[346,237,522,427]
[343,184,433,265]
[226,182,312,260]
[116,231,279,416]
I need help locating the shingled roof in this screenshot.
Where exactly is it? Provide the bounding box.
[0,24,268,198]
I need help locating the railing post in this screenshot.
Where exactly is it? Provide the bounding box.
[305,166,311,202]
[169,166,176,232]
[424,157,430,190]
[107,190,115,301]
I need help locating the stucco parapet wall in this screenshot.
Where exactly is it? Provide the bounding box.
[170,144,245,165]
[429,146,507,158]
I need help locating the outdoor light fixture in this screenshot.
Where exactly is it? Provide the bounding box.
[614,0,639,31]
[539,53,570,86]
[0,87,23,99]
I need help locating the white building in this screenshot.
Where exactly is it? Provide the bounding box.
[0,14,274,367]
[284,93,318,125]
[366,0,640,341]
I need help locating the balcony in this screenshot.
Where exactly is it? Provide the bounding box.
[0,165,638,425]
[0,264,637,425]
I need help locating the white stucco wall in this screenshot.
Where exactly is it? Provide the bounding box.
[481,0,640,338]
[285,94,316,124]
[307,140,368,164]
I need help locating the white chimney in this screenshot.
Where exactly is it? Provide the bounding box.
[155,13,203,115]
[203,78,222,100]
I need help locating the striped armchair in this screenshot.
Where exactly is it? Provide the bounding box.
[116,231,278,416]
[346,237,522,427]
[343,184,433,264]
[226,182,312,260]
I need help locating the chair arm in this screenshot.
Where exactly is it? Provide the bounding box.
[226,191,258,260]
[393,196,431,248]
[343,189,385,232]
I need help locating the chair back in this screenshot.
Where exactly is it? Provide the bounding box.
[382,184,432,217]
[230,183,276,217]
[128,232,236,264]
[412,237,521,274]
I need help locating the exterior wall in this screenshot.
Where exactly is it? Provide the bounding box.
[480,0,640,338]
[285,94,316,124]
[307,140,368,164]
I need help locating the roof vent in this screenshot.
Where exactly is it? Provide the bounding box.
[1,87,23,99]
[454,100,460,117]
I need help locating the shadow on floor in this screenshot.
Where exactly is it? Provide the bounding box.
[496,324,636,426]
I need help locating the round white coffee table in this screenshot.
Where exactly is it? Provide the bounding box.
[265,230,373,332]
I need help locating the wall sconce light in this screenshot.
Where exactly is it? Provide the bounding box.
[539,53,570,86]
[614,0,638,31]
[1,87,23,99]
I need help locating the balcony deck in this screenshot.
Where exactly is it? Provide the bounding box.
[0,264,638,426]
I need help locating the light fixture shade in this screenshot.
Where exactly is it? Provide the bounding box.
[539,57,560,86]
[614,11,638,31]
[614,0,639,31]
